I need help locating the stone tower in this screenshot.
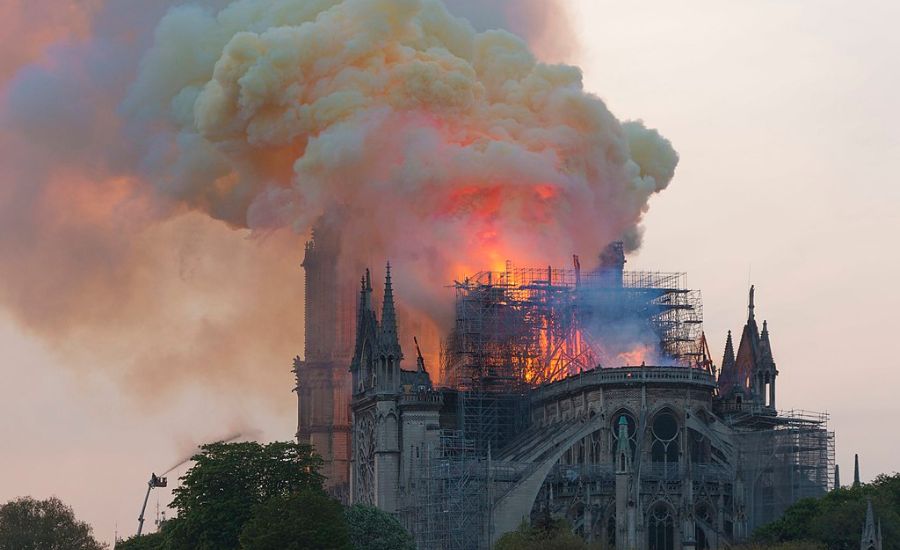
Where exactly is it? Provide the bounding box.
[718,286,779,412]
[350,265,403,510]
[349,264,441,513]
[294,220,355,496]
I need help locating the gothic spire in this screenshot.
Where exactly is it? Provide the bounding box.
[861,498,879,549]
[854,454,861,488]
[359,269,373,313]
[381,262,401,355]
[760,320,774,363]
[723,330,735,370]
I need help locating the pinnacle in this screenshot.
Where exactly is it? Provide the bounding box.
[380,262,401,354]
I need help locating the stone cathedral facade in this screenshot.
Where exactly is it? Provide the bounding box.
[344,256,834,550]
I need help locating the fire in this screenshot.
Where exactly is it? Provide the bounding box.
[616,344,654,367]
[0,0,681,405]
[439,256,696,390]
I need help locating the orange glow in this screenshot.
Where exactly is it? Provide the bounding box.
[616,344,654,367]
[522,323,597,385]
[39,175,146,229]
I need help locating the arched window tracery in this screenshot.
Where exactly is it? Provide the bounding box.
[651,410,679,465]
[605,514,616,549]
[695,503,714,550]
[647,502,675,550]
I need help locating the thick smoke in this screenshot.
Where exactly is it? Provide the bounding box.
[0,0,676,400]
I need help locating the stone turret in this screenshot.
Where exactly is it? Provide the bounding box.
[861,498,883,550]
[378,263,402,393]
[719,330,738,388]
[722,331,735,375]
[758,320,777,408]
[717,286,778,412]
[380,262,401,357]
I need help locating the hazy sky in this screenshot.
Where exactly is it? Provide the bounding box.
[1,0,898,544]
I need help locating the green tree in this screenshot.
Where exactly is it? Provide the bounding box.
[239,491,351,550]
[753,473,900,550]
[494,517,601,550]
[165,440,324,550]
[0,496,107,550]
[114,529,166,550]
[344,504,415,550]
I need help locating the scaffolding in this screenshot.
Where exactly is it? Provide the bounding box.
[733,409,835,533]
[399,247,835,548]
[441,261,706,392]
[408,430,488,550]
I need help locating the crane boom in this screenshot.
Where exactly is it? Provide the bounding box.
[137,473,167,536]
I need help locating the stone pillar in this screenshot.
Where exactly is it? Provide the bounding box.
[682,430,696,550]
[374,401,400,513]
[615,416,632,550]
[769,377,776,410]
[717,488,725,550]
[584,482,593,543]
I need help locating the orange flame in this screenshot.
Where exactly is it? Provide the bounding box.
[616,344,654,367]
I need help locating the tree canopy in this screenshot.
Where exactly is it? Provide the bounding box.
[344,504,415,550]
[164,440,325,550]
[115,529,166,550]
[495,516,601,550]
[753,473,900,550]
[0,496,107,550]
[239,491,352,550]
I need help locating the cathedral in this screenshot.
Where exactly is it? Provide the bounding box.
[296,237,835,550]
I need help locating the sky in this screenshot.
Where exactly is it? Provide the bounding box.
[1,0,898,544]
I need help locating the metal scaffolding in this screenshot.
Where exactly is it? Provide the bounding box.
[406,430,488,550]
[732,409,835,533]
[441,262,706,392]
[394,248,833,549]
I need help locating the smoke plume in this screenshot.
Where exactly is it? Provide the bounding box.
[0,0,677,401]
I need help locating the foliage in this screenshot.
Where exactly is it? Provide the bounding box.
[164,441,324,550]
[494,516,601,550]
[344,504,415,550]
[0,496,107,550]
[239,491,351,550]
[753,473,900,550]
[115,529,166,550]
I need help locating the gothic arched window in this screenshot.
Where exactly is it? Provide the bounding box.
[589,430,603,464]
[648,502,675,550]
[605,514,616,549]
[651,410,679,465]
[689,428,711,464]
[695,503,714,550]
